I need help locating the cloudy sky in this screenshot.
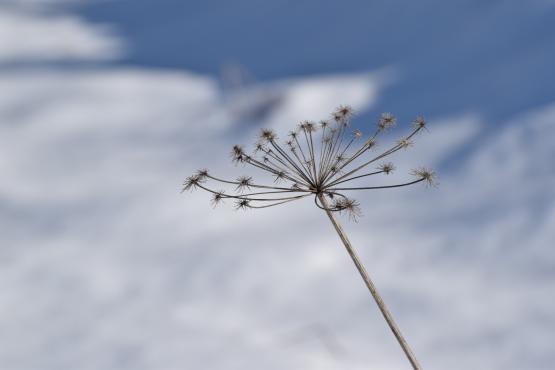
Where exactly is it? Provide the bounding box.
[1,1,554,369]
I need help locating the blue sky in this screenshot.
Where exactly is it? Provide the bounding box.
[1,1,554,370]
[74,0,555,123]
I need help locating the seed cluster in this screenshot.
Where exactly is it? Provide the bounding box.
[183,105,436,221]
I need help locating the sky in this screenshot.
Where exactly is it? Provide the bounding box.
[1,1,554,370]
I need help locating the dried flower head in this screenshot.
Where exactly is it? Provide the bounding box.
[234,199,250,210]
[183,106,435,220]
[412,116,427,130]
[260,129,277,143]
[182,175,203,192]
[300,120,317,133]
[235,176,253,192]
[333,105,354,123]
[231,145,245,164]
[411,167,438,187]
[397,138,413,149]
[378,112,396,131]
[210,191,225,207]
[334,197,362,221]
[196,169,209,179]
[182,105,435,370]
[379,162,395,174]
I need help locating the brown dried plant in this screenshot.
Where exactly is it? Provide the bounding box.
[183,105,436,370]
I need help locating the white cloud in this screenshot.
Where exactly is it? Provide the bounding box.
[1,61,554,370]
[0,5,123,62]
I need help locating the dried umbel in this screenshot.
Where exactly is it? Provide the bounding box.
[183,106,436,370]
[183,105,436,221]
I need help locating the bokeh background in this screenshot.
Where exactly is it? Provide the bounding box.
[1,1,555,369]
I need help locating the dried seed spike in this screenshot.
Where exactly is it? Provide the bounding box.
[196,169,209,179]
[260,128,277,143]
[378,162,395,174]
[378,112,396,131]
[332,105,354,125]
[342,198,362,222]
[210,191,225,207]
[235,176,253,192]
[332,197,346,211]
[182,175,202,192]
[398,138,413,149]
[301,120,317,133]
[231,144,245,164]
[320,120,330,129]
[411,167,438,187]
[234,199,250,210]
[232,144,244,156]
[365,138,377,149]
[332,111,343,122]
[412,116,427,130]
[254,143,266,153]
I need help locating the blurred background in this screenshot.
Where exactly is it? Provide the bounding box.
[1,1,555,369]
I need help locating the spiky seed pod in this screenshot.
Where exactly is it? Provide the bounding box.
[365,138,377,149]
[210,191,225,207]
[234,199,250,210]
[302,120,317,133]
[196,169,209,179]
[231,145,245,164]
[413,116,427,130]
[378,162,395,174]
[232,145,244,157]
[254,143,266,153]
[182,175,202,192]
[320,120,330,129]
[398,138,414,149]
[260,129,277,143]
[333,197,359,212]
[235,176,253,192]
[332,198,347,211]
[288,130,298,139]
[342,198,362,222]
[411,167,437,187]
[285,140,294,148]
[332,105,354,125]
[336,105,354,118]
[378,112,396,131]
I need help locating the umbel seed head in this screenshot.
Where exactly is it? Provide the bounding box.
[183,106,436,220]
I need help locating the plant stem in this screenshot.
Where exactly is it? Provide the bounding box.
[318,193,422,370]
